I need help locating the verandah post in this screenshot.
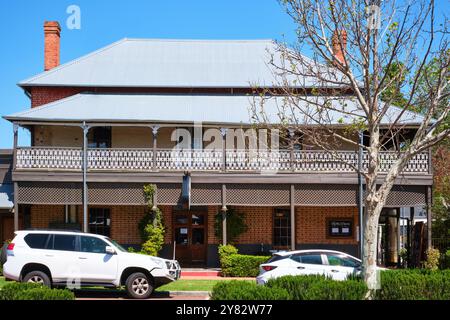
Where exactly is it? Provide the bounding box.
[82,122,90,233]
[221,184,227,245]
[13,123,19,231]
[290,184,295,250]
[220,128,228,172]
[152,125,159,171]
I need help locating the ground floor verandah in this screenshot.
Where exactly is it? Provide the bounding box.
[6,181,431,267]
[8,203,425,268]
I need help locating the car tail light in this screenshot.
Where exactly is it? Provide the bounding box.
[262,265,277,271]
[7,243,15,251]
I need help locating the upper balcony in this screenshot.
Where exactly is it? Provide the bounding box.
[15,147,431,175]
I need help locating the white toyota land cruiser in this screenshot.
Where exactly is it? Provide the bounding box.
[2,230,181,299]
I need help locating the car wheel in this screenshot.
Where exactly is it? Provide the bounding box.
[22,271,51,287]
[125,272,153,299]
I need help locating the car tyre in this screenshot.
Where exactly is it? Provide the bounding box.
[125,272,153,299]
[22,271,51,287]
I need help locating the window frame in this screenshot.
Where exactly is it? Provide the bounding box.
[79,235,110,254]
[88,208,111,237]
[24,233,51,250]
[324,253,361,268]
[272,208,291,248]
[88,127,112,149]
[48,234,78,252]
[290,252,325,265]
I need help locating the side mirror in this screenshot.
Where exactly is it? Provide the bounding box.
[105,246,116,255]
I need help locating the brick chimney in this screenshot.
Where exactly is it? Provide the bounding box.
[44,21,61,71]
[332,30,347,66]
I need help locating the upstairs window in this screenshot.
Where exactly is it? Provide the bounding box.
[88,127,111,148]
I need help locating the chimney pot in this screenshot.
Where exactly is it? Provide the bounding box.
[332,30,347,66]
[44,21,61,71]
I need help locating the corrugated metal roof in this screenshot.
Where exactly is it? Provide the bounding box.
[4,93,425,126]
[18,38,343,88]
[0,184,13,210]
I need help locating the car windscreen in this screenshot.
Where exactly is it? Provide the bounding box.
[106,238,127,252]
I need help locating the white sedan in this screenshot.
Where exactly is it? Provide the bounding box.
[256,249,362,284]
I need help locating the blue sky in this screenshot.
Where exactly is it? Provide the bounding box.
[0,0,296,148]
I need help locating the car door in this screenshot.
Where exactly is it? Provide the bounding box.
[323,253,360,280]
[290,252,328,276]
[45,234,80,283]
[76,235,118,283]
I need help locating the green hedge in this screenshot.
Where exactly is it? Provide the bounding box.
[211,280,289,300]
[267,275,367,300]
[0,282,75,300]
[212,276,366,300]
[443,250,450,269]
[375,269,450,300]
[221,254,270,277]
[212,271,450,300]
[218,245,270,277]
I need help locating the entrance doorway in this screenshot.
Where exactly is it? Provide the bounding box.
[173,209,207,266]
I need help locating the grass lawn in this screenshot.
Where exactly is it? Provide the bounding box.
[0,276,6,288]
[0,276,252,292]
[156,279,253,292]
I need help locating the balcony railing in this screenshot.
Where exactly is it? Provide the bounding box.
[15,147,431,174]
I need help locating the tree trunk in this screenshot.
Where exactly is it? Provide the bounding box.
[363,198,384,297]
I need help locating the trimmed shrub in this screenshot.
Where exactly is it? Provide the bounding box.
[218,244,270,277]
[0,282,75,300]
[443,250,450,269]
[375,269,450,300]
[218,245,238,276]
[211,280,289,300]
[423,248,440,270]
[267,275,367,300]
[218,244,239,257]
[228,255,270,277]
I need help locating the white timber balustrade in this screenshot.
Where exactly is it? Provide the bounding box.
[15,147,430,173]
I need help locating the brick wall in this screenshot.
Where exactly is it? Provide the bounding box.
[28,205,358,247]
[296,206,358,245]
[231,206,273,244]
[30,87,82,108]
[109,206,145,244]
[161,206,172,244]
[30,205,65,228]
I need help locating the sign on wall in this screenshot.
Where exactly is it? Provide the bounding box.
[327,219,353,237]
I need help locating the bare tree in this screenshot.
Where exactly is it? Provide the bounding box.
[251,0,449,294]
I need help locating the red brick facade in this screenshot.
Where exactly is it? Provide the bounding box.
[29,204,171,245]
[231,206,273,244]
[31,87,82,108]
[296,206,358,245]
[27,204,357,247]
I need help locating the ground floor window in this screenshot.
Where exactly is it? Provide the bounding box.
[89,208,111,236]
[273,209,291,247]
